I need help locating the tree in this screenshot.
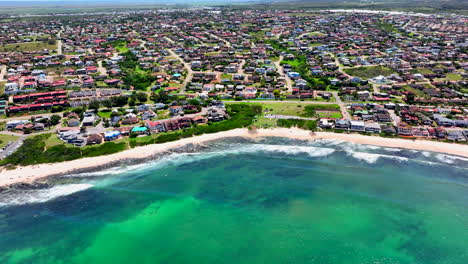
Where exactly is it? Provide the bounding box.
[50,115,61,125]
[128,98,136,107]
[102,99,112,109]
[136,92,148,103]
[111,96,128,107]
[189,99,200,106]
[153,89,169,103]
[89,100,100,111]
[273,89,281,98]
[406,93,415,102]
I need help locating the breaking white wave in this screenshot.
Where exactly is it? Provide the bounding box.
[383,147,402,152]
[434,154,468,165]
[0,183,93,207]
[345,151,409,164]
[421,151,432,158]
[238,144,336,158]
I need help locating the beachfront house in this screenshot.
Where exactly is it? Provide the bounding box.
[350,121,365,132]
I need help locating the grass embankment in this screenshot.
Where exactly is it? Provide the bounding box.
[276,119,317,131]
[344,66,395,79]
[259,102,340,117]
[0,104,261,167]
[249,102,340,128]
[129,104,261,148]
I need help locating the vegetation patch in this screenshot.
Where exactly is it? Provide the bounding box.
[0,134,19,148]
[0,40,57,52]
[276,119,317,131]
[344,66,395,79]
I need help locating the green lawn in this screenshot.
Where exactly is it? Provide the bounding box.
[43,134,64,149]
[417,68,435,75]
[253,115,277,129]
[0,134,19,148]
[316,110,342,119]
[281,59,302,68]
[257,102,306,116]
[344,66,395,79]
[115,45,128,53]
[231,102,340,118]
[446,73,462,81]
[221,73,232,80]
[0,81,5,95]
[98,111,112,118]
[403,85,426,98]
[0,40,57,52]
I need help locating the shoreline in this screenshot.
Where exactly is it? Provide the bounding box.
[1,128,467,188]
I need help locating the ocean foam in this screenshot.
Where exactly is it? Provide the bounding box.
[0,183,93,207]
[434,154,468,165]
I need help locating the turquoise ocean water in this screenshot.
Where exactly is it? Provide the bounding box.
[0,137,467,264]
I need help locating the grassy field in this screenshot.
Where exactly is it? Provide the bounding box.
[280,59,302,68]
[316,110,342,119]
[231,102,341,118]
[0,40,57,52]
[253,115,277,128]
[446,73,462,81]
[403,85,426,98]
[43,134,64,149]
[417,68,435,75]
[0,82,5,95]
[221,73,233,80]
[344,66,395,79]
[115,45,128,53]
[259,102,307,116]
[0,134,19,148]
[98,110,112,118]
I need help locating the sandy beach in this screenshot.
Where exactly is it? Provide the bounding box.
[1,128,467,188]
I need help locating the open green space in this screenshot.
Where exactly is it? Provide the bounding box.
[0,134,19,148]
[344,66,395,79]
[0,40,57,52]
[446,73,462,81]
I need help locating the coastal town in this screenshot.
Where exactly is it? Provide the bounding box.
[0,9,467,164]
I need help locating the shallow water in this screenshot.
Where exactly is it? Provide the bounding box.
[0,138,467,264]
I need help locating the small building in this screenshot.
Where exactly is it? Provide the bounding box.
[104,131,121,141]
[131,126,149,135]
[350,121,365,132]
[335,119,350,130]
[87,134,103,145]
[365,123,381,133]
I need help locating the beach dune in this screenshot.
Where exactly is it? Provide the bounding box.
[1,128,467,188]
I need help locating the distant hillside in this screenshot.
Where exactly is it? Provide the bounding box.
[0,0,466,15]
[224,0,468,14]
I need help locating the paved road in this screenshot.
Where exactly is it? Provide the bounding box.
[0,136,24,160]
[97,60,107,76]
[168,49,193,92]
[0,65,6,82]
[56,30,63,55]
[388,110,400,127]
[332,92,351,120]
[273,55,293,92]
[164,36,175,44]
[0,112,64,123]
